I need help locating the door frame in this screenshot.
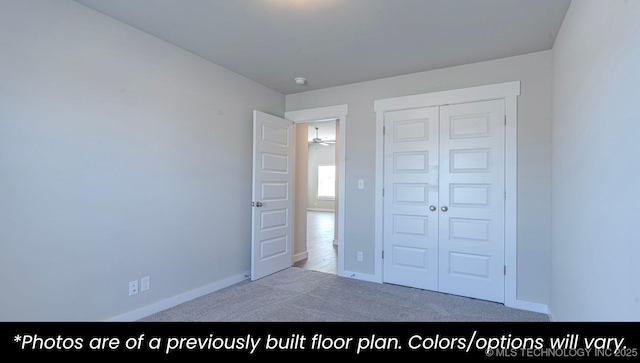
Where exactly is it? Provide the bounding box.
[373,81,520,308]
[285,104,348,277]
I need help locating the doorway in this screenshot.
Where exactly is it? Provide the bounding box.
[294,120,338,274]
[284,105,348,277]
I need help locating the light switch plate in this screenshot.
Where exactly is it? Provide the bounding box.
[141,276,150,292]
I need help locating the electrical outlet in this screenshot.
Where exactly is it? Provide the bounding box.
[141,276,150,292]
[357,251,363,262]
[129,280,138,296]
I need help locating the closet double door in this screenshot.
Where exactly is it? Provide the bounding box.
[382,99,506,303]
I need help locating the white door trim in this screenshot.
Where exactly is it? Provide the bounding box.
[374,81,520,308]
[285,104,348,278]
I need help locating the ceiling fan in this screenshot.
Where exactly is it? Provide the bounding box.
[310,127,335,146]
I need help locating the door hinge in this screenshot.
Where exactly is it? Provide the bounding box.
[383,126,386,135]
[382,188,385,197]
[504,190,506,200]
[504,265,507,275]
[382,250,384,259]
[504,115,507,125]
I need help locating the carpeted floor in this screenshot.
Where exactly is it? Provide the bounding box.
[138,267,550,322]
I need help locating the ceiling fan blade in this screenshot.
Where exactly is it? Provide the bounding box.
[310,127,336,145]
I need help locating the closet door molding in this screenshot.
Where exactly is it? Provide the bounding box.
[374,81,520,309]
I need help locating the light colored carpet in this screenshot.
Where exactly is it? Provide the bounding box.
[138,267,549,322]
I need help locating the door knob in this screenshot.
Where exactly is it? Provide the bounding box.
[429,205,436,211]
[255,201,263,207]
[441,206,448,212]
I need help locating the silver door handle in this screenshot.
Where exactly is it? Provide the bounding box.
[255,201,263,207]
[429,205,436,211]
[441,206,448,212]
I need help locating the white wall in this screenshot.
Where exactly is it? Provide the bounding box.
[0,0,284,321]
[550,0,640,321]
[287,51,553,305]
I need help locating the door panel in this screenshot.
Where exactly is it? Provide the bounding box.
[383,107,439,290]
[438,100,505,303]
[251,110,294,281]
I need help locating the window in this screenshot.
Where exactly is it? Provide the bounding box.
[317,165,335,200]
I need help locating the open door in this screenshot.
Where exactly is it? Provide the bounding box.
[251,110,295,280]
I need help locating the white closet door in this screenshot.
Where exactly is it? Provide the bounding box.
[382,107,440,290]
[438,99,506,303]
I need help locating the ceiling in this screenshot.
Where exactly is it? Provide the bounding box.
[73,0,571,95]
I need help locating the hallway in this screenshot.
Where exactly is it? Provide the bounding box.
[293,211,337,274]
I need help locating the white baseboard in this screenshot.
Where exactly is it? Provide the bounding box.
[293,251,308,263]
[547,306,556,322]
[514,299,550,315]
[104,269,550,322]
[339,270,381,283]
[104,271,250,322]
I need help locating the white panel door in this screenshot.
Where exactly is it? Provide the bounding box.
[381,99,506,303]
[251,110,294,281]
[438,99,505,303]
[383,107,440,290]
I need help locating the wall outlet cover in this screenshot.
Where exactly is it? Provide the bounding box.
[129,280,138,296]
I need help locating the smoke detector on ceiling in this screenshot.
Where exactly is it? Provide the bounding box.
[294,77,306,85]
